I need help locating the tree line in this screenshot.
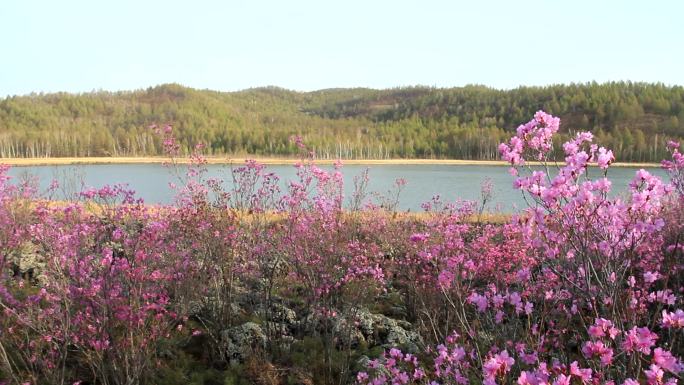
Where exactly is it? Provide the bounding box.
[0,81,682,161]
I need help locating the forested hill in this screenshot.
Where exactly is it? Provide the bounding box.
[1,82,683,162]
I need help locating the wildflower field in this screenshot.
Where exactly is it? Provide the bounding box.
[1,112,683,385]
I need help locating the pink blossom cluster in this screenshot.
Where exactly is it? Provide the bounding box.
[499,110,560,164]
[662,140,684,195]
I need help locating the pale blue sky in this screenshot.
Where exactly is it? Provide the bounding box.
[1,0,682,96]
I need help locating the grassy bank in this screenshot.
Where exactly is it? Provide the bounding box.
[0,156,662,168]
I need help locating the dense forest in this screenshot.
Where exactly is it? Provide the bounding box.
[0,81,683,162]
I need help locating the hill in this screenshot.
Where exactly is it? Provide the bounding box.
[1,82,683,162]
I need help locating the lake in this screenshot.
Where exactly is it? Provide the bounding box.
[5,163,669,212]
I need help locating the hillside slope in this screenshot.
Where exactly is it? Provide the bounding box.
[1,82,682,162]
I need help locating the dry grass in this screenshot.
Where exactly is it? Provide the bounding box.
[20,199,511,224]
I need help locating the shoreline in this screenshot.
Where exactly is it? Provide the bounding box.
[0,156,661,168]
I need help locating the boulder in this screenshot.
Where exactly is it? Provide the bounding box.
[371,313,421,353]
[332,309,423,353]
[269,301,298,326]
[9,243,47,285]
[221,322,267,364]
[332,317,367,347]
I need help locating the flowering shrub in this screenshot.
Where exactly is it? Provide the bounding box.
[662,140,684,196]
[0,189,191,384]
[358,112,684,385]
[0,113,682,385]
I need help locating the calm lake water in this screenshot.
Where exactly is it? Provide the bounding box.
[5,163,670,212]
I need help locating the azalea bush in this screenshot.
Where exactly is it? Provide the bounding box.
[0,113,682,385]
[0,185,198,385]
[359,112,684,385]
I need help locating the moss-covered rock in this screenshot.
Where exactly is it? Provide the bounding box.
[221,322,267,365]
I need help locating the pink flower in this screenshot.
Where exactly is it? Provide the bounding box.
[662,309,684,329]
[409,233,429,242]
[553,374,571,385]
[623,327,658,355]
[483,350,515,379]
[596,147,614,169]
[644,271,660,284]
[438,270,455,289]
[570,361,592,382]
[653,348,684,373]
[517,371,539,385]
[588,318,619,340]
[524,301,534,315]
[509,292,523,313]
[582,340,614,365]
[469,292,488,312]
[645,364,664,385]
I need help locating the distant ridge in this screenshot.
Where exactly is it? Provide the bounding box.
[1,82,682,162]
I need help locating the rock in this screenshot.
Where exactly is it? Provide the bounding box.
[187,300,204,316]
[221,322,267,364]
[9,243,47,285]
[396,319,413,331]
[355,310,375,336]
[332,317,367,348]
[327,309,423,352]
[269,302,298,325]
[373,314,421,354]
[353,309,423,353]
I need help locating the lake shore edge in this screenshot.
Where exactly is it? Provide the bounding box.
[0,156,662,168]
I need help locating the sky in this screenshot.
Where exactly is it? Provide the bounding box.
[1,0,682,96]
